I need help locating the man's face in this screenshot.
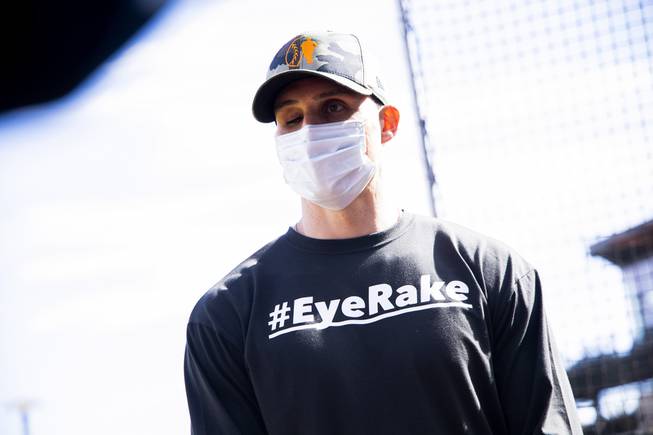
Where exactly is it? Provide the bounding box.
[272,77,384,157]
[270,75,400,210]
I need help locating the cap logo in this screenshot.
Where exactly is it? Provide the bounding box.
[285,37,301,67]
[301,37,317,64]
[284,36,318,68]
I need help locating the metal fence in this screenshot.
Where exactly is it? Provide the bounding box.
[399,0,653,432]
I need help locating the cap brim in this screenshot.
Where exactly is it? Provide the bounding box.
[251,70,374,123]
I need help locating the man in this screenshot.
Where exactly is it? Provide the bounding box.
[184,30,582,434]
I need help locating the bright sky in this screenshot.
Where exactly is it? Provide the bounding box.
[0,1,429,434]
[2,0,652,433]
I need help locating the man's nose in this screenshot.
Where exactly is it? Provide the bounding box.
[301,112,327,128]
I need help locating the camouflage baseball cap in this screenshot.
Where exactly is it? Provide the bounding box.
[251,31,389,123]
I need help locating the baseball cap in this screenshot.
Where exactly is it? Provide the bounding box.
[251,30,389,123]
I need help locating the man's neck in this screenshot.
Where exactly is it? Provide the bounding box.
[296,179,400,240]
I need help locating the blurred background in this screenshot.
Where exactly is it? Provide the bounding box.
[1,0,651,434]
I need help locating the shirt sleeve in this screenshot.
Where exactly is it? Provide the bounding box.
[490,268,583,434]
[184,321,268,435]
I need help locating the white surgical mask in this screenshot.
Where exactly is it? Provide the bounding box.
[274,119,376,210]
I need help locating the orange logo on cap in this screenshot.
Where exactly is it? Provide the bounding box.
[285,36,318,68]
[285,37,302,67]
[301,37,317,64]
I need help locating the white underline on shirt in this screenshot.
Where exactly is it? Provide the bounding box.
[268,301,473,339]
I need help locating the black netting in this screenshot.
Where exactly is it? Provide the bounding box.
[399,0,653,432]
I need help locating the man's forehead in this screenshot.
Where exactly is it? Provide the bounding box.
[273,79,362,110]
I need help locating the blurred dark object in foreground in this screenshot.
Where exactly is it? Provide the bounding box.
[1,0,168,114]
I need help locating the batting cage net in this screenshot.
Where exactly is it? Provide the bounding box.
[398,0,653,433]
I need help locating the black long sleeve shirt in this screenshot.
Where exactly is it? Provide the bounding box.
[184,212,582,434]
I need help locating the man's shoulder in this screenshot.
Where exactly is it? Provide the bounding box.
[412,213,534,277]
[187,234,287,329]
[411,213,510,249]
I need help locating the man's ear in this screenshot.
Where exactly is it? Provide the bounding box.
[379,105,400,144]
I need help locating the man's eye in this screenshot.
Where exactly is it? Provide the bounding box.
[326,101,344,113]
[285,116,302,126]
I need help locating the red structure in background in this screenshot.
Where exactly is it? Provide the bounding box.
[569,219,653,434]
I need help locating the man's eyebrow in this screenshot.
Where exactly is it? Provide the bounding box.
[273,89,357,112]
